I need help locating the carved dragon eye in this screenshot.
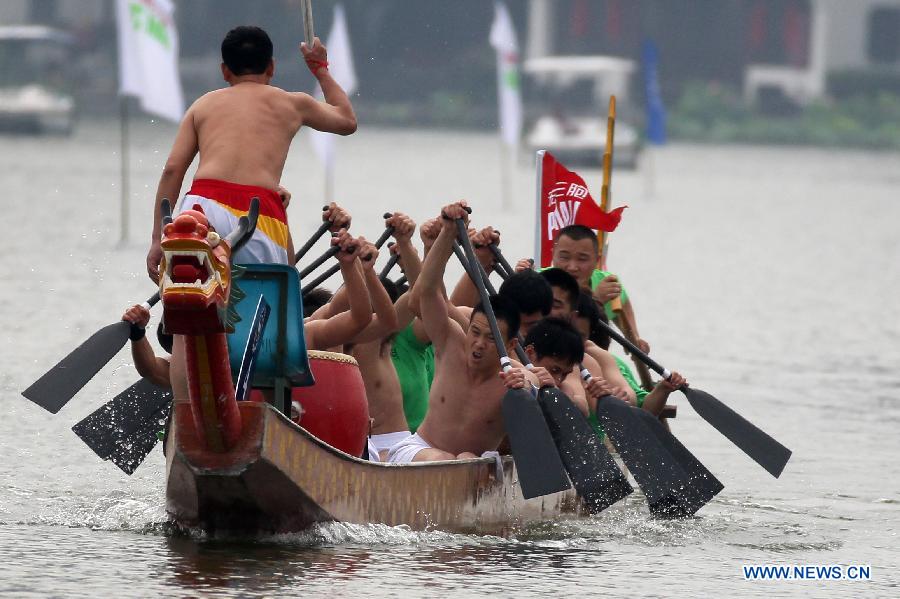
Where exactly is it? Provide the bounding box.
[207,231,221,248]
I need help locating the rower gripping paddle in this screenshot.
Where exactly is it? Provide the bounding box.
[73,289,273,474]
[594,318,792,478]
[301,214,394,296]
[455,217,571,499]
[460,242,627,508]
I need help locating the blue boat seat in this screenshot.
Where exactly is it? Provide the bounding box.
[227,264,314,392]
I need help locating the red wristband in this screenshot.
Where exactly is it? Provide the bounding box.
[305,58,329,76]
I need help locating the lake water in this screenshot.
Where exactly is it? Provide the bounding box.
[2,120,898,597]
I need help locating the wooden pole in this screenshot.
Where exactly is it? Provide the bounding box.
[301,0,315,46]
[598,96,615,269]
[598,96,654,391]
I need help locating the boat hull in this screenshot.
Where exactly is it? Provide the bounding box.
[166,400,586,535]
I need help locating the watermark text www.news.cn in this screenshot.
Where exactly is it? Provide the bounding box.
[743,564,871,581]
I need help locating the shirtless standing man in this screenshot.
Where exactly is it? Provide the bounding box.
[145,26,357,400]
[388,202,534,463]
[146,25,357,280]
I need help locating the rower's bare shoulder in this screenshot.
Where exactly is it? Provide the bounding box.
[284,90,318,110]
[186,89,227,117]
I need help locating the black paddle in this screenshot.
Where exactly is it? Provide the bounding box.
[301,215,394,296]
[591,392,703,515]
[21,196,217,414]
[22,293,161,414]
[379,250,400,283]
[511,344,633,513]
[487,243,717,513]
[71,378,172,474]
[455,216,571,499]
[630,405,724,516]
[488,243,514,279]
[593,319,792,478]
[293,207,332,262]
[72,281,272,474]
[297,243,340,279]
[453,240,628,509]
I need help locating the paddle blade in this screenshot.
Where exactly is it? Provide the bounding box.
[502,388,572,499]
[682,387,792,478]
[22,321,132,413]
[538,388,632,513]
[631,408,723,516]
[71,378,172,475]
[597,396,716,516]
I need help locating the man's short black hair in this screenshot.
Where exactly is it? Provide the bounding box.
[575,291,610,350]
[221,26,273,76]
[557,224,600,255]
[302,287,333,318]
[539,268,580,310]
[498,270,553,316]
[472,294,521,341]
[523,317,584,365]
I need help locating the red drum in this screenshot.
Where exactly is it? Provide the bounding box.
[289,351,369,458]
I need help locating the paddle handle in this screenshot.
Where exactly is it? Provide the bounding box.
[372,213,395,249]
[488,243,514,278]
[294,213,331,263]
[301,262,339,296]
[378,252,400,281]
[455,218,512,373]
[298,242,340,279]
[579,365,591,381]
[144,292,160,310]
[452,242,497,295]
[595,318,671,380]
[301,219,393,295]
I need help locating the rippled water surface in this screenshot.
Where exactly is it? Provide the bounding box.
[2,121,899,597]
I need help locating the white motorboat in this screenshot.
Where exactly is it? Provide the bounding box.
[524,55,641,169]
[0,26,75,135]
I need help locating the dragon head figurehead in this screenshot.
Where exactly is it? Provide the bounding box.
[159,204,232,335]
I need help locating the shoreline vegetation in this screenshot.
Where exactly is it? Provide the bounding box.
[351,83,900,152]
[667,81,900,151]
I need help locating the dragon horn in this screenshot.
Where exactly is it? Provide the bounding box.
[161,198,173,228]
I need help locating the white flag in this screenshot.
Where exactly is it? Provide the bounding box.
[310,4,357,168]
[490,1,522,148]
[117,0,184,123]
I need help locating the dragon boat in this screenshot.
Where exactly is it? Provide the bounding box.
[159,203,585,535]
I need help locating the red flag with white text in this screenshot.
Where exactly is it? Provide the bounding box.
[537,151,626,267]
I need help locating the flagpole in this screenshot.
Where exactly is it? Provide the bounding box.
[119,95,130,245]
[598,96,615,270]
[533,150,544,264]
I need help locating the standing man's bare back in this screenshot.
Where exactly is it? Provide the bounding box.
[147,25,357,282]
